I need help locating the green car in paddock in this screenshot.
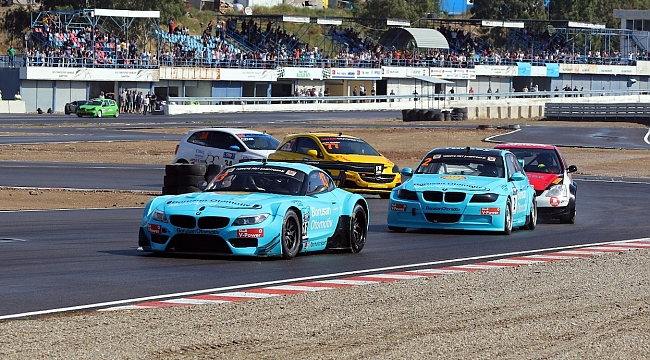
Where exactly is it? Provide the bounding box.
[76,98,119,118]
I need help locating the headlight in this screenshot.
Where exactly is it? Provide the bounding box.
[470,193,499,203]
[397,189,418,200]
[545,184,567,197]
[152,209,168,223]
[233,213,270,226]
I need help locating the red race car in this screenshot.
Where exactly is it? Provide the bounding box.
[494,143,577,223]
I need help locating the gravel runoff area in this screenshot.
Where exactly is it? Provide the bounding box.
[1,248,649,359]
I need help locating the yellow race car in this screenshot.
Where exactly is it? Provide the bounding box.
[268,133,401,198]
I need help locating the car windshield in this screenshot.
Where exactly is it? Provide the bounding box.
[205,165,306,195]
[508,148,562,174]
[318,137,380,156]
[237,133,280,150]
[416,152,505,178]
[87,100,102,106]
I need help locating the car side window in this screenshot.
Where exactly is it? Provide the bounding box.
[187,131,211,147]
[296,137,321,157]
[279,138,297,152]
[306,171,331,194]
[506,154,520,178]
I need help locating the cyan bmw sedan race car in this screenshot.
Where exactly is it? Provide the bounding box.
[387,147,537,234]
[139,161,369,259]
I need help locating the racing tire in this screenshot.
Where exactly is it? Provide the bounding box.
[349,204,367,253]
[388,226,407,233]
[524,199,537,230]
[281,210,301,259]
[97,110,102,118]
[560,204,576,224]
[161,186,178,195]
[165,164,206,176]
[114,110,119,118]
[163,175,180,187]
[205,164,223,182]
[177,175,207,187]
[503,199,513,235]
[176,185,200,194]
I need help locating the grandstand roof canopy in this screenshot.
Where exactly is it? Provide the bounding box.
[91,9,160,19]
[379,27,449,49]
[408,75,454,84]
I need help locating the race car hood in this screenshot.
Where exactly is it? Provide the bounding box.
[156,191,288,213]
[524,172,562,191]
[329,154,396,172]
[405,174,504,193]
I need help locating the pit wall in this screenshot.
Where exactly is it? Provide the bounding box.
[166,94,650,120]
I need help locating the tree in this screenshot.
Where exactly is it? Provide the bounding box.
[471,0,547,20]
[548,0,647,29]
[0,7,31,50]
[353,0,440,22]
[39,0,185,24]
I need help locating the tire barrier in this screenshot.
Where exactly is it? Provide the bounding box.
[163,164,213,195]
[402,108,444,121]
[451,107,468,121]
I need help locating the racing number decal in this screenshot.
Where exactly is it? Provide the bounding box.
[421,157,432,167]
[319,172,330,187]
[323,142,339,150]
[199,132,209,140]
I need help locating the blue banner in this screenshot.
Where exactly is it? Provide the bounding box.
[546,63,560,77]
[517,62,531,76]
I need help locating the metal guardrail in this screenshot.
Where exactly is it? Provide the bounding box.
[545,102,650,121]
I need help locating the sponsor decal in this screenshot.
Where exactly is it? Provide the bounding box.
[487,156,496,162]
[391,203,407,212]
[310,218,333,230]
[550,196,561,207]
[237,228,264,238]
[176,228,220,235]
[195,149,205,155]
[147,223,162,234]
[481,207,501,215]
[426,206,460,212]
[166,199,253,208]
[302,212,310,239]
[286,170,297,176]
[311,207,332,217]
[441,175,466,180]
[414,182,488,191]
[223,152,236,159]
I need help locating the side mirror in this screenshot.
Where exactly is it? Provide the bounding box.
[229,145,241,152]
[510,172,526,181]
[567,165,578,173]
[198,180,208,191]
[306,149,319,158]
[518,158,525,167]
[400,168,413,177]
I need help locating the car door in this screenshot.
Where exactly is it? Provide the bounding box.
[209,132,249,165]
[303,170,341,246]
[506,153,530,222]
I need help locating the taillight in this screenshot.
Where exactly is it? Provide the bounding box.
[174,144,179,155]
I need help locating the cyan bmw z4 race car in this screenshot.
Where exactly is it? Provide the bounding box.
[139,161,368,259]
[387,147,537,234]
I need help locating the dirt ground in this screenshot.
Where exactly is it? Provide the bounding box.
[1,120,649,210]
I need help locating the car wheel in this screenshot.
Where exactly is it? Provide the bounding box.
[97,110,102,118]
[388,226,406,233]
[560,203,576,224]
[281,210,301,259]
[114,110,119,118]
[524,199,537,230]
[349,204,367,253]
[503,199,513,235]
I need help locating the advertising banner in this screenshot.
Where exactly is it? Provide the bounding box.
[429,67,476,79]
[278,67,325,80]
[474,65,517,76]
[516,62,531,76]
[381,66,429,78]
[21,67,160,81]
[329,68,382,80]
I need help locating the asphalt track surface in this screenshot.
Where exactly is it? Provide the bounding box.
[1,112,649,319]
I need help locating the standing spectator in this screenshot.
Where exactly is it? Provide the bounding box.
[370,87,376,102]
[495,88,500,100]
[168,18,175,34]
[8,46,15,68]
[142,93,150,115]
[135,91,142,113]
[127,90,134,113]
[468,87,474,100]
[0,90,3,101]
[487,87,492,99]
[119,89,127,113]
[14,90,21,100]
[449,87,454,100]
[389,89,395,102]
[352,86,358,103]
